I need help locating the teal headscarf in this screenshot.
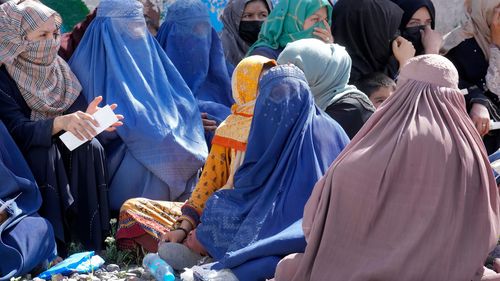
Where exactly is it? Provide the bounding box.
[248,0,332,54]
[278,38,374,111]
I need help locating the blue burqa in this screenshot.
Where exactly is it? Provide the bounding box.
[490,151,500,185]
[156,0,233,125]
[0,121,56,280]
[69,0,208,209]
[196,65,350,281]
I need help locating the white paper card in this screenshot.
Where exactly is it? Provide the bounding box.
[59,105,118,151]
[491,121,500,131]
[0,193,21,214]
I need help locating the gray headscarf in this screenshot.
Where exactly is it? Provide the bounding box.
[220,0,272,67]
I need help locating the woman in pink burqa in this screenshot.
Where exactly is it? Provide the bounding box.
[274,54,500,281]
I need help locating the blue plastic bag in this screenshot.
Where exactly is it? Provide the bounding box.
[37,251,105,280]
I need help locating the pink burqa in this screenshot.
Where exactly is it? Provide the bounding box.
[274,55,500,281]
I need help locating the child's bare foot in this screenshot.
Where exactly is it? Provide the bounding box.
[483,267,500,281]
[494,258,500,273]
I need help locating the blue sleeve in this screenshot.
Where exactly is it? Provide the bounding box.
[0,88,54,151]
[248,47,280,60]
[489,151,500,185]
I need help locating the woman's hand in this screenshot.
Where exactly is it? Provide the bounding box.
[53,111,99,140]
[53,96,123,139]
[392,36,416,68]
[86,96,124,133]
[470,103,490,136]
[0,210,8,225]
[421,25,443,54]
[160,219,193,243]
[492,6,500,48]
[160,229,188,243]
[313,20,334,43]
[201,112,217,132]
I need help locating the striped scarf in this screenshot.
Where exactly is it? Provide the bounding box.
[0,0,81,121]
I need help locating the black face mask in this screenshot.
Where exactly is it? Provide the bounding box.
[401,25,426,55]
[239,20,263,45]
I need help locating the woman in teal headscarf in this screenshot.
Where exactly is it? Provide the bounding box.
[248,0,333,59]
[278,38,375,138]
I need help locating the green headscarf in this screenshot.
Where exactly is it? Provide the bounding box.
[277,38,374,111]
[248,0,332,54]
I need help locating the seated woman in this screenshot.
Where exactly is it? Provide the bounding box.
[443,0,500,154]
[115,55,277,253]
[332,0,415,84]
[391,0,443,56]
[0,121,57,280]
[278,38,376,138]
[220,0,273,69]
[247,0,333,60]
[176,64,349,281]
[274,55,500,281]
[0,0,118,251]
[156,0,234,145]
[69,0,208,211]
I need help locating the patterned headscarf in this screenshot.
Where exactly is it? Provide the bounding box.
[212,55,276,151]
[0,0,81,121]
[442,0,500,60]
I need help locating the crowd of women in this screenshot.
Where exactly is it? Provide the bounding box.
[0,0,499,280]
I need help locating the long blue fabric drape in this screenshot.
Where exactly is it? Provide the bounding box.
[490,151,500,185]
[69,0,208,200]
[0,121,56,280]
[157,0,233,125]
[196,65,349,280]
[157,0,234,107]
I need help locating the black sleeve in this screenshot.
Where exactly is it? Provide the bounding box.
[461,84,490,109]
[445,39,490,109]
[325,100,372,139]
[0,88,54,151]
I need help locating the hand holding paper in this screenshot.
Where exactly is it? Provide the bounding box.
[60,105,119,151]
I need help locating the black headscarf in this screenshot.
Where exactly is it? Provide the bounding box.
[331,0,403,83]
[391,0,435,30]
[391,0,436,55]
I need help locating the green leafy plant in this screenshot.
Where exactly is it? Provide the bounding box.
[103,219,144,267]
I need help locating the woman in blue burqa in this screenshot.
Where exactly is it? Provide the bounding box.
[69,0,208,211]
[0,0,114,252]
[0,120,57,280]
[175,64,350,281]
[156,0,234,145]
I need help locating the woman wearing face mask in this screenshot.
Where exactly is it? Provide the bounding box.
[391,0,443,55]
[0,0,122,252]
[220,0,272,69]
[443,0,500,154]
[331,0,415,84]
[247,0,333,60]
